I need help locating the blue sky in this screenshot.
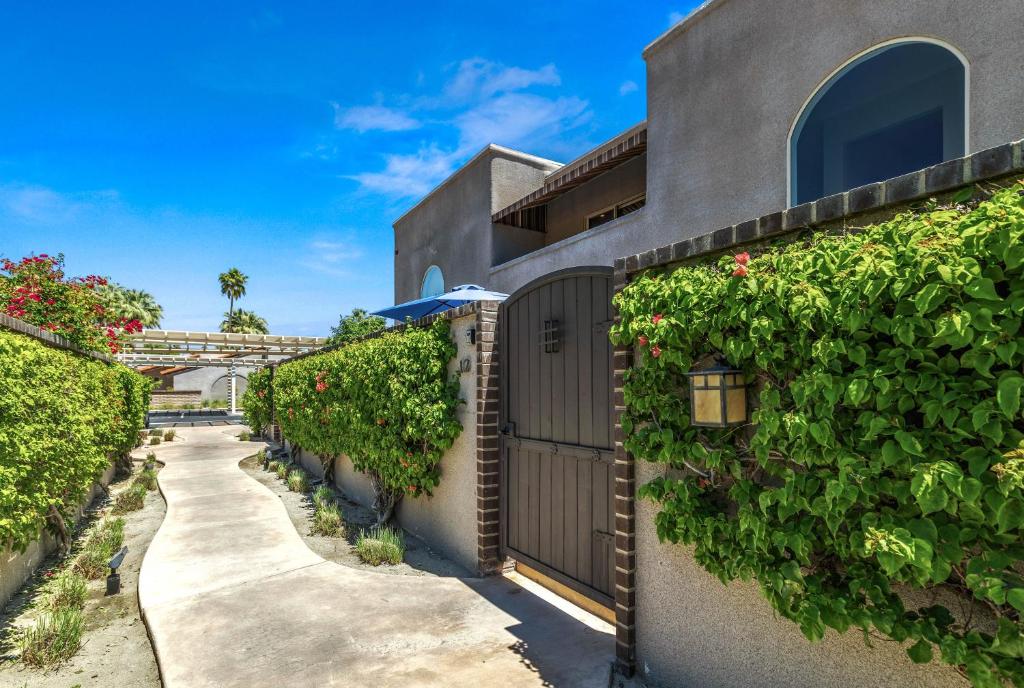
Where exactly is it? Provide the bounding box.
[0,2,698,335]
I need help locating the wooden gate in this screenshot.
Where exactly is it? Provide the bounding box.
[499,267,615,605]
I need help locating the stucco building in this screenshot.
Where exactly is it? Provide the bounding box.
[393,0,1024,302]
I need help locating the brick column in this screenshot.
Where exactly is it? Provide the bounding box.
[475,301,503,574]
[612,258,637,676]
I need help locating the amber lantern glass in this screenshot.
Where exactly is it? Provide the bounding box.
[686,365,747,427]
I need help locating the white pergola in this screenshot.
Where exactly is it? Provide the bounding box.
[117,330,328,413]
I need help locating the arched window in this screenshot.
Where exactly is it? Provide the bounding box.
[420,265,444,299]
[791,40,967,205]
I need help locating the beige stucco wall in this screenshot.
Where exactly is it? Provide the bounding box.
[1,462,117,608]
[633,460,968,688]
[289,312,480,574]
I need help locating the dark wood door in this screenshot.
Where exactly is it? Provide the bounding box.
[499,267,615,605]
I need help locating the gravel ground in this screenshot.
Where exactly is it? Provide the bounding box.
[0,460,166,688]
[239,454,468,578]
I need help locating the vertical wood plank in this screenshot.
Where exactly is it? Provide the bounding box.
[578,277,594,447]
[563,455,578,579]
[563,277,579,446]
[539,283,552,441]
[577,458,593,586]
[592,277,611,449]
[529,450,540,557]
[539,451,551,564]
[528,289,541,440]
[507,446,519,550]
[550,451,564,571]
[550,279,564,443]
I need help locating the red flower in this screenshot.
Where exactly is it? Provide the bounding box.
[45,298,55,305]
[315,382,328,393]
[697,478,710,488]
[732,265,748,278]
[650,345,662,358]
[652,314,663,325]
[638,335,648,346]
[734,252,750,266]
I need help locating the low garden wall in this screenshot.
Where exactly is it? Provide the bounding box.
[0,315,150,608]
[258,302,500,576]
[612,140,1024,687]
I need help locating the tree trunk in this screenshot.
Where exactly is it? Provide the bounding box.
[114,452,134,479]
[47,504,70,555]
[368,470,402,526]
[320,454,337,486]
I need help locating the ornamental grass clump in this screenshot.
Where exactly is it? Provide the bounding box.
[613,184,1024,687]
[19,607,84,668]
[238,430,251,442]
[312,485,333,510]
[41,570,88,612]
[311,502,344,537]
[72,518,125,579]
[275,462,289,480]
[271,318,461,525]
[355,525,404,565]
[134,468,158,492]
[113,483,147,514]
[287,468,310,493]
[163,429,175,442]
[149,436,161,446]
[148,429,162,437]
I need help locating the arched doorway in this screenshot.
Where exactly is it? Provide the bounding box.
[790,39,968,205]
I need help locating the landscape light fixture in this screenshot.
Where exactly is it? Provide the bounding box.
[686,365,747,427]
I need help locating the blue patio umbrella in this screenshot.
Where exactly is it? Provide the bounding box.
[372,284,509,321]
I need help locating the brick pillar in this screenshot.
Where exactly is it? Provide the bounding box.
[612,258,637,676]
[475,301,502,574]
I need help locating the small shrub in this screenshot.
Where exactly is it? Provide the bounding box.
[267,459,281,473]
[19,608,84,668]
[148,429,162,437]
[162,429,175,442]
[42,570,87,612]
[275,462,289,480]
[112,483,147,514]
[311,502,344,537]
[136,430,148,447]
[286,468,310,493]
[312,485,333,509]
[134,468,158,491]
[144,452,157,470]
[238,430,251,442]
[149,436,161,446]
[355,526,405,566]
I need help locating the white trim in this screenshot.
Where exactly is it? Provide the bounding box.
[786,36,971,207]
[420,264,444,299]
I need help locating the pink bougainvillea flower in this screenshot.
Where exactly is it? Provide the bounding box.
[732,265,748,277]
[734,252,750,265]
[650,345,662,358]
[638,335,649,346]
[652,314,663,325]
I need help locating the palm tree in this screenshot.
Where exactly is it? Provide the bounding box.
[218,268,248,318]
[97,282,163,328]
[220,308,269,334]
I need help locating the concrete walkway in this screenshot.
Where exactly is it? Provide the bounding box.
[138,427,614,687]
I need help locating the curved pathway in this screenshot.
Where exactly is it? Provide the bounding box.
[139,426,613,687]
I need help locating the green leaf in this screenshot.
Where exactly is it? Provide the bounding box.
[965,277,1001,301]
[997,500,1024,533]
[1008,588,1024,613]
[907,639,933,664]
[997,374,1024,419]
[895,431,925,457]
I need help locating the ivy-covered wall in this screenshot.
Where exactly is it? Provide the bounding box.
[613,185,1024,686]
[0,326,150,552]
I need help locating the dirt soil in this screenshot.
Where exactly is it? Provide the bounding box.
[0,460,166,688]
[239,454,468,578]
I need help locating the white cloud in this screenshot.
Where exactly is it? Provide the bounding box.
[668,10,687,26]
[0,184,120,225]
[346,146,457,198]
[619,80,639,96]
[338,58,589,199]
[455,93,588,154]
[301,238,365,277]
[333,104,421,133]
[443,58,560,101]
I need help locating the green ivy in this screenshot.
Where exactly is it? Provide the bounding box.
[242,368,272,432]
[0,329,150,551]
[611,184,1024,687]
[272,319,462,499]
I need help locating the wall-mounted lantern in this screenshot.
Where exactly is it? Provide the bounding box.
[686,365,747,427]
[466,327,476,345]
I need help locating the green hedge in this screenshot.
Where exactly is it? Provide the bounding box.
[612,184,1024,687]
[0,329,150,551]
[273,319,461,511]
[242,368,272,431]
